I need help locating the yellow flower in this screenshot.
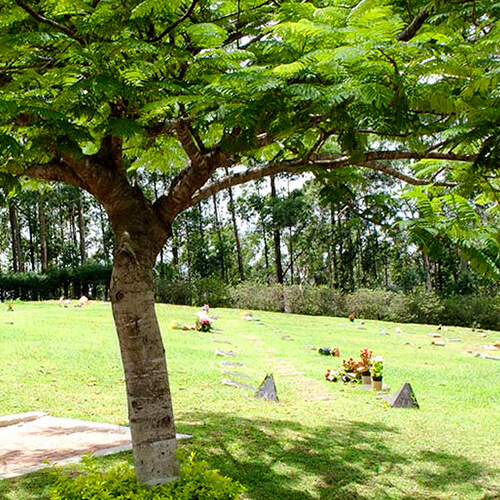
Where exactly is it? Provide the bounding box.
[168,320,180,331]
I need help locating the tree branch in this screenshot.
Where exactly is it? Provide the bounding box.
[356,161,456,187]
[396,5,430,42]
[13,0,85,44]
[150,0,199,43]
[24,160,90,190]
[188,151,476,206]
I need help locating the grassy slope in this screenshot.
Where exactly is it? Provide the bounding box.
[1,301,499,500]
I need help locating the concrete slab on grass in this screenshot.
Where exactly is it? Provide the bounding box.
[0,414,191,479]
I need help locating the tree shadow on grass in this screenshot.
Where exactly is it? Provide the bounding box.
[180,411,499,500]
[1,414,498,500]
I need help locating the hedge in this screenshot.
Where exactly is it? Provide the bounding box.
[2,270,499,330]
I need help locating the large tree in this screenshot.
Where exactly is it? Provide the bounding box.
[0,0,495,485]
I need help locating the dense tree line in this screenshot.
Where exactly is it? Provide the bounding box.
[2,172,498,297]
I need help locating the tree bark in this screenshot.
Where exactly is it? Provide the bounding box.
[105,188,178,485]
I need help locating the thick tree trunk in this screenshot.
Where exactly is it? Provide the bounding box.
[108,205,178,485]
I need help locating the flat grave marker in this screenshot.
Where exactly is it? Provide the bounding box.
[221,371,251,379]
[215,349,236,357]
[222,379,257,390]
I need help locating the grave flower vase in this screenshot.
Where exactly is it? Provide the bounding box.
[372,377,383,391]
[361,373,371,385]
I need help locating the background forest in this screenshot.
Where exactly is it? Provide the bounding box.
[2,169,500,329]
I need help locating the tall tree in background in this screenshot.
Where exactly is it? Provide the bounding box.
[0,0,494,485]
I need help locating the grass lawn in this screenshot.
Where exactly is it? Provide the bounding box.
[1,301,500,500]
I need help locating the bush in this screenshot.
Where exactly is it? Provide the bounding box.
[192,277,231,308]
[229,283,285,312]
[156,279,194,306]
[345,289,398,320]
[155,278,231,307]
[50,453,245,500]
[390,291,445,324]
[440,295,500,330]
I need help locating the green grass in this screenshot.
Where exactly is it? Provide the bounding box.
[1,301,500,500]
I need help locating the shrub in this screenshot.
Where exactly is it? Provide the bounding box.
[50,453,245,500]
[229,283,285,312]
[344,289,398,320]
[439,295,500,329]
[192,277,231,308]
[390,291,445,324]
[155,279,194,305]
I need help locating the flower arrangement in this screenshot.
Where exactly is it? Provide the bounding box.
[195,317,212,332]
[318,347,340,357]
[202,304,210,313]
[359,348,373,376]
[325,368,340,382]
[371,356,383,380]
[167,320,195,331]
[342,357,362,374]
[325,350,383,385]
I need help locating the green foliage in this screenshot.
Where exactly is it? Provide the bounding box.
[390,291,445,324]
[0,265,111,301]
[49,453,245,500]
[345,288,397,320]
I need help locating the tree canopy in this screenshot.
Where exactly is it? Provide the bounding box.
[0,0,498,485]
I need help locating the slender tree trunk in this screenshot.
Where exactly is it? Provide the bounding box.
[423,251,432,292]
[288,225,294,284]
[77,193,87,265]
[8,201,23,272]
[70,201,78,250]
[225,168,245,281]
[39,196,48,271]
[26,205,36,271]
[347,227,355,293]
[338,210,344,290]
[262,222,271,283]
[270,175,283,284]
[211,193,226,282]
[171,227,179,272]
[99,206,111,264]
[330,205,338,288]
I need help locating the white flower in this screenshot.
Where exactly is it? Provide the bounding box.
[373,356,384,363]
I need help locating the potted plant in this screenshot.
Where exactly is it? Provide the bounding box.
[359,348,373,385]
[371,356,384,390]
